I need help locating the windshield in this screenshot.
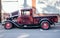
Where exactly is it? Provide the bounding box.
[22,11,30,16]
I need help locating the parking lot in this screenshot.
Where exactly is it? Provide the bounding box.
[0,23,60,38]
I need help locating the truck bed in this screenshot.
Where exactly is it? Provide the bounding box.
[34,15,57,18]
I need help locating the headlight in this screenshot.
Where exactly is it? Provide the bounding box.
[12,20,17,22]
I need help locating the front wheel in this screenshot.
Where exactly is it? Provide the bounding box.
[4,22,13,30]
[41,21,50,30]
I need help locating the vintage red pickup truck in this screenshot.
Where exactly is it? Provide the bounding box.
[3,8,58,30]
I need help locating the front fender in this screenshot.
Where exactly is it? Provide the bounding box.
[5,20,20,27]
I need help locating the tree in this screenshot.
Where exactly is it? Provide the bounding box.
[0,0,1,23]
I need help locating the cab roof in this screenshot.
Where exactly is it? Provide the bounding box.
[21,8,32,11]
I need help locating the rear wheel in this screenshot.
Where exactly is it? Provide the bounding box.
[41,21,50,30]
[4,22,13,29]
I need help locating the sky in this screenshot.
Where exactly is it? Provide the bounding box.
[1,0,60,14]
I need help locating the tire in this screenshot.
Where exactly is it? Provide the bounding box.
[4,22,13,30]
[41,21,50,30]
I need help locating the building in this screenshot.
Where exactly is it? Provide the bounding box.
[1,0,60,23]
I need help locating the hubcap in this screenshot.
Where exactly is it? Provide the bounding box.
[5,23,12,29]
[42,22,49,29]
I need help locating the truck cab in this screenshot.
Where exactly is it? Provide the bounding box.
[17,9,33,25]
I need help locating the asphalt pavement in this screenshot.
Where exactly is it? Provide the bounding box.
[0,23,60,38]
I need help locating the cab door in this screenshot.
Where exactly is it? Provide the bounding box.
[21,9,33,24]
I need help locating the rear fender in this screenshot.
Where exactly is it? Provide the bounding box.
[39,18,54,25]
